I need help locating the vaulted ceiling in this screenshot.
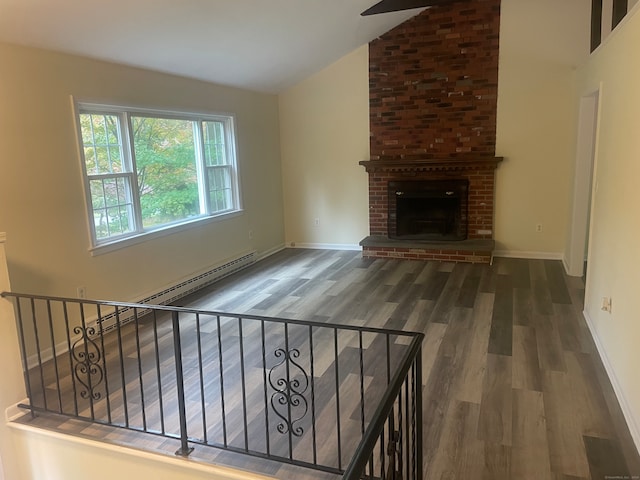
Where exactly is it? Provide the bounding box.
[0,0,426,93]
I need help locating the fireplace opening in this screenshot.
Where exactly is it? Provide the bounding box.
[388,179,469,241]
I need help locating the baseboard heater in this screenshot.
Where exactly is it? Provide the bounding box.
[94,250,257,333]
[24,251,257,369]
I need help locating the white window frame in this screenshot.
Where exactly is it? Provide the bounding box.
[73,101,242,255]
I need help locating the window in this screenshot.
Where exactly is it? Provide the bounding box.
[75,104,240,250]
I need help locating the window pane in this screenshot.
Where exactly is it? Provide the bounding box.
[132,116,201,228]
[80,113,124,175]
[207,166,232,213]
[89,177,134,239]
[90,180,106,209]
[79,105,240,247]
[203,121,227,166]
[109,146,121,166]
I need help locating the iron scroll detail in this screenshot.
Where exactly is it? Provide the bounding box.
[72,325,104,400]
[268,347,309,437]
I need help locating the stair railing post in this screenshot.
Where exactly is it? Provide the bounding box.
[172,310,194,457]
[415,347,423,480]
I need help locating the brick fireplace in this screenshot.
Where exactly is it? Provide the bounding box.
[360,157,501,263]
[360,0,502,264]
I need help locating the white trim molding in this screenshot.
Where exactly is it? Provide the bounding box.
[4,401,28,422]
[492,250,563,260]
[288,243,362,251]
[583,309,640,453]
[257,243,286,261]
[0,233,6,244]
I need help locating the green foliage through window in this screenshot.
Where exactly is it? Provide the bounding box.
[132,117,199,227]
[77,105,238,246]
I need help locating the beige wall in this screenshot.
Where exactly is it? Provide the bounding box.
[494,0,591,257]
[279,45,369,248]
[279,2,591,257]
[576,2,640,447]
[0,43,284,301]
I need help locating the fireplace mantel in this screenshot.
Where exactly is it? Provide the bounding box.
[359,157,503,174]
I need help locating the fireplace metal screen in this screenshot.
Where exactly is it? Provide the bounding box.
[388,179,468,241]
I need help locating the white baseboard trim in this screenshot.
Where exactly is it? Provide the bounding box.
[288,242,362,251]
[583,309,640,453]
[257,243,286,261]
[128,250,258,309]
[561,253,587,277]
[26,250,259,369]
[492,250,563,260]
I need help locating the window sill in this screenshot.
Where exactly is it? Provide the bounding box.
[89,210,243,256]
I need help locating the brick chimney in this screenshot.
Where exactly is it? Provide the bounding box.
[360,0,502,264]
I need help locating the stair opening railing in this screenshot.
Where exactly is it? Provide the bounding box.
[2,291,423,479]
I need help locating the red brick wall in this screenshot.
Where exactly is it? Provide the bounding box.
[369,0,501,159]
[362,1,501,263]
[362,245,491,263]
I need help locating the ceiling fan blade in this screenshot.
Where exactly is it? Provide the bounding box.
[361,0,457,16]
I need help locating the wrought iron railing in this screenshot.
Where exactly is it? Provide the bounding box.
[2,291,423,479]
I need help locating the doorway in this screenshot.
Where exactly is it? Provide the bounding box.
[565,90,599,278]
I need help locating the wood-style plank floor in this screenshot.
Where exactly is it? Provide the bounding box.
[17,249,640,479]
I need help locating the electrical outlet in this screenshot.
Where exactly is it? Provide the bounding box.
[248,230,253,239]
[77,286,86,299]
[314,218,320,227]
[601,296,612,313]
[536,224,543,233]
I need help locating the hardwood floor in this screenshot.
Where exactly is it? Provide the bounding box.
[17,249,640,479]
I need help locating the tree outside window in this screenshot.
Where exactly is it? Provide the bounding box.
[77,104,239,248]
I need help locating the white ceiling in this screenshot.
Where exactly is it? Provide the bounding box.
[0,0,425,93]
